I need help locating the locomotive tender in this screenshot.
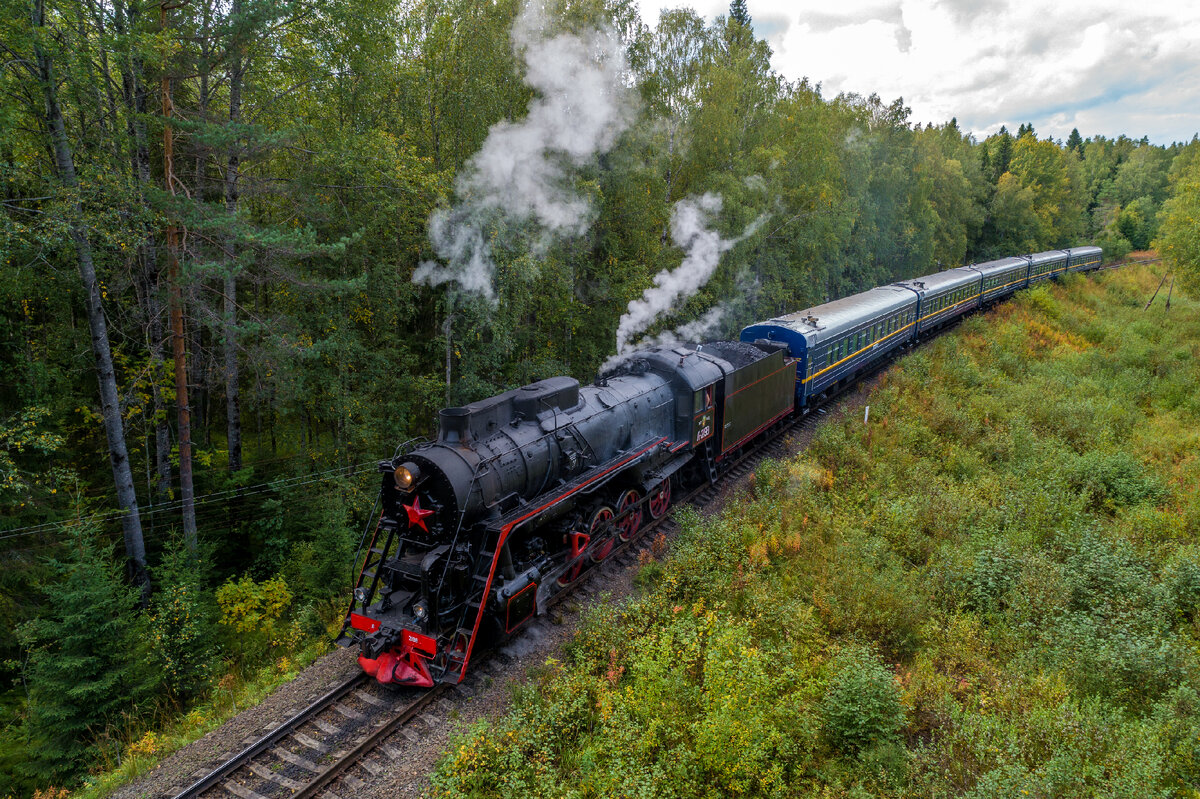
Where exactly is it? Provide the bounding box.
[339,245,1102,686]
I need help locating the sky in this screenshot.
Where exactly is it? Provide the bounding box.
[632,0,1200,145]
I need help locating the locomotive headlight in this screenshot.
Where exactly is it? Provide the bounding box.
[412,603,428,622]
[354,587,367,604]
[393,464,419,491]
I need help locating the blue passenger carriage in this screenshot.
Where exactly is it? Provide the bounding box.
[895,267,983,337]
[1027,250,1069,284]
[969,256,1030,303]
[739,286,917,407]
[1066,245,1102,272]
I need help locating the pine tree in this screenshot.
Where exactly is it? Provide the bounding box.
[1067,127,1084,153]
[17,526,150,783]
[989,126,1015,183]
[729,0,750,26]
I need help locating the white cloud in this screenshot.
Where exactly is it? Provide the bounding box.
[633,0,1200,143]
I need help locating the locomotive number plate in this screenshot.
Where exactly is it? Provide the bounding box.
[403,629,437,658]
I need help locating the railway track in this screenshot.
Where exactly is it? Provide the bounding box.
[1097,255,1160,272]
[165,669,455,799]
[165,391,833,799]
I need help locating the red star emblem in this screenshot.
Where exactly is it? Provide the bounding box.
[403,495,435,532]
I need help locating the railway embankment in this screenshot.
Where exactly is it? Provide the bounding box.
[429,263,1200,797]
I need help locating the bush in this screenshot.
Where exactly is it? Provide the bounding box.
[149,545,216,704]
[962,545,1019,615]
[1065,450,1166,512]
[1164,549,1200,622]
[820,645,905,754]
[215,574,293,665]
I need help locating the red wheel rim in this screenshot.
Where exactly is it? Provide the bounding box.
[648,479,671,519]
[616,489,642,541]
[588,506,616,562]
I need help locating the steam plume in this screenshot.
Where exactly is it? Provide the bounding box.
[413,2,633,298]
[612,193,764,356]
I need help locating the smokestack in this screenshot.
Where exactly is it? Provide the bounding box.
[438,407,471,444]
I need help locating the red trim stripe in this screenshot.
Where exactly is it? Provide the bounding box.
[456,437,668,679]
[718,405,794,458]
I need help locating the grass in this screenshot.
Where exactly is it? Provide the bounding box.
[70,628,335,799]
[427,263,1200,798]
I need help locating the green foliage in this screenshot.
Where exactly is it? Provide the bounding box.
[1,0,1193,791]
[149,544,216,704]
[215,574,294,666]
[1157,154,1200,291]
[1064,451,1166,512]
[820,645,906,754]
[14,527,150,786]
[1116,196,1159,250]
[0,407,64,503]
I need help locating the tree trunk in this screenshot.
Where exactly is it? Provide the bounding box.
[114,0,173,505]
[32,0,149,600]
[223,0,244,472]
[162,3,198,551]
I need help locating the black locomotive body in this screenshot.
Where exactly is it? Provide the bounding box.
[339,340,796,686]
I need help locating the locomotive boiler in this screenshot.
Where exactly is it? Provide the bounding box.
[338,341,796,686]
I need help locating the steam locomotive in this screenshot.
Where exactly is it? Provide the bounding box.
[338,246,1103,686]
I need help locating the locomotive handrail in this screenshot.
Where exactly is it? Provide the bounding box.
[391,435,430,460]
[431,455,496,682]
[348,489,382,591]
[449,436,670,680]
[336,491,384,643]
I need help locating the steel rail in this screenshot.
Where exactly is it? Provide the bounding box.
[291,684,450,799]
[168,671,368,799]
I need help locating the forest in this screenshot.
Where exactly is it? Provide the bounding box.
[1,0,1198,792]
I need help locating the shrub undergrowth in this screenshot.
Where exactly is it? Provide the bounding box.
[431,265,1200,797]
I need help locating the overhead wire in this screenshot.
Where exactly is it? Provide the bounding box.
[0,460,380,542]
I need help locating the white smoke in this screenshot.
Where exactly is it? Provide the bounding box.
[603,307,725,373]
[612,193,765,356]
[413,2,633,298]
